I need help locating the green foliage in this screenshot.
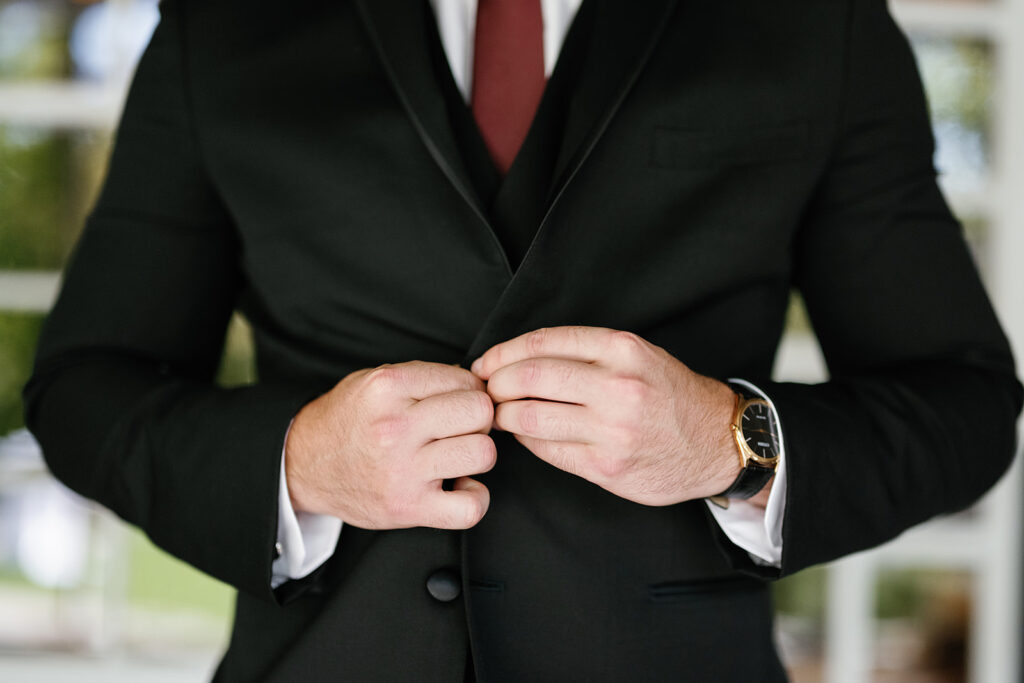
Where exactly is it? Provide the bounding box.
[126,527,234,620]
[873,568,970,621]
[773,565,827,620]
[0,313,44,435]
[0,1,73,81]
[0,128,72,268]
[0,126,110,269]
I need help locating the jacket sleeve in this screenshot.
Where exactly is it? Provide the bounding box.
[715,0,1022,578]
[21,1,319,602]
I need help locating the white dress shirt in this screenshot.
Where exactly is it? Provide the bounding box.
[272,0,785,588]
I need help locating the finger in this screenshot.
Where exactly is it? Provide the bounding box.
[422,477,490,529]
[366,360,485,402]
[486,357,606,404]
[494,399,594,443]
[513,434,591,480]
[408,389,494,442]
[420,433,497,480]
[471,326,629,379]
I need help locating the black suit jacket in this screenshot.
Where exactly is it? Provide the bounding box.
[23,0,1022,681]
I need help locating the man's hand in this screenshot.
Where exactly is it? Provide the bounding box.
[285,361,496,529]
[471,326,745,506]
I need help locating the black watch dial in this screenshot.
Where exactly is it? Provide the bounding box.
[741,400,780,461]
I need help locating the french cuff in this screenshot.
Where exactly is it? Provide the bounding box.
[703,378,787,567]
[271,422,343,589]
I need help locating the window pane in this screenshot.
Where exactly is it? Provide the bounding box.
[909,35,993,195]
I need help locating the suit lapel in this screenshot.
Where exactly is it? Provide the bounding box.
[458,0,681,362]
[550,0,679,197]
[355,0,681,356]
[353,0,513,276]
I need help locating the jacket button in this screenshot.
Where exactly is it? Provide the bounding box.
[426,568,462,602]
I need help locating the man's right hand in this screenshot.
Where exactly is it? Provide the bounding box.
[284,361,496,530]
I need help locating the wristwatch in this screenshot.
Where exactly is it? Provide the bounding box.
[709,385,781,509]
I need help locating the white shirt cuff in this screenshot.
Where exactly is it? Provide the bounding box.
[271,421,343,589]
[704,378,786,568]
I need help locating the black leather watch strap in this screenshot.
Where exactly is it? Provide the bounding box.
[715,462,775,499]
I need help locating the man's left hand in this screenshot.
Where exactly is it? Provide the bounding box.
[470,326,743,506]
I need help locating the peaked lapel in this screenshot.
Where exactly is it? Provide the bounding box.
[353,0,514,277]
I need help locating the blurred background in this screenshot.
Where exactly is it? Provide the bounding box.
[0,0,1021,681]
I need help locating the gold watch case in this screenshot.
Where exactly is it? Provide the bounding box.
[730,395,781,469]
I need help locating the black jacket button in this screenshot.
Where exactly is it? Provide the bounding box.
[426,568,462,602]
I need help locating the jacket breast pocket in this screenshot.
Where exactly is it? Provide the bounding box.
[651,121,809,169]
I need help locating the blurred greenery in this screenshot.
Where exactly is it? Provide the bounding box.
[773,565,972,624]
[0,529,234,623]
[126,527,233,619]
[874,568,971,621]
[0,126,109,269]
[774,565,827,620]
[912,37,992,140]
[0,312,43,435]
[216,314,256,388]
[0,1,76,81]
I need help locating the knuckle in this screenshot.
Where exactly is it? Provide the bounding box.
[609,375,648,405]
[556,360,577,386]
[593,453,627,480]
[517,402,539,434]
[607,420,639,450]
[525,328,548,356]
[369,414,408,448]
[611,330,646,358]
[519,358,543,387]
[366,365,402,394]
[551,442,581,477]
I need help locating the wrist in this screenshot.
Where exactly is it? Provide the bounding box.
[695,379,744,499]
[283,402,325,516]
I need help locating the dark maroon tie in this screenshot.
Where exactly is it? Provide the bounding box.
[471,0,546,175]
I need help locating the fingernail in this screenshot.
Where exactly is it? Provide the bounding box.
[470,357,483,375]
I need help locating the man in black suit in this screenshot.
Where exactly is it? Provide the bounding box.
[23,0,1021,681]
